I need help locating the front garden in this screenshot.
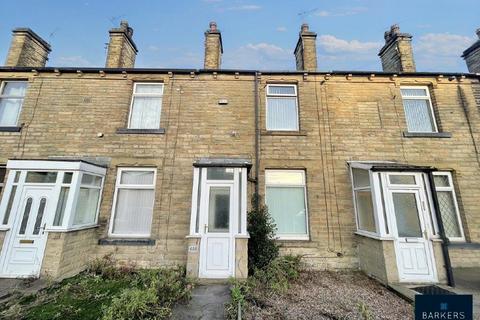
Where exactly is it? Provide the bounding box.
[0,254,193,320]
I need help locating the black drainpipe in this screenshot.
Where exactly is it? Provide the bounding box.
[254,72,260,211]
[427,170,455,287]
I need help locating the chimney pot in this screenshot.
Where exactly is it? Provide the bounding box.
[476,28,480,39]
[209,21,217,32]
[301,23,309,33]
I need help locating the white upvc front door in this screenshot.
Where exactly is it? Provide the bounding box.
[384,173,437,283]
[0,186,54,277]
[198,182,236,278]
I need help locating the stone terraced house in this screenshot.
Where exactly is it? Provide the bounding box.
[0,21,479,285]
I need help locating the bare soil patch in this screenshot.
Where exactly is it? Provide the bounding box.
[246,270,413,320]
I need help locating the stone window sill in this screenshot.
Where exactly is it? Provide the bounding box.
[403,132,452,138]
[116,128,165,134]
[0,126,21,132]
[261,130,307,136]
[448,242,480,249]
[98,238,156,246]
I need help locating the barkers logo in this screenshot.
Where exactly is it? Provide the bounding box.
[415,295,472,320]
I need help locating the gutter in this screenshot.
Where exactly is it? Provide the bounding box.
[254,71,260,211]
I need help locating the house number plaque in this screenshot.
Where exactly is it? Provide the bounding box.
[188,245,198,252]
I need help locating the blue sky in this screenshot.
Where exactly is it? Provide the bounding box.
[0,0,478,72]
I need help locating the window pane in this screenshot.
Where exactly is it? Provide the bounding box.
[33,198,47,235]
[401,88,427,97]
[266,170,304,185]
[120,171,154,185]
[355,190,376,232]
[389,175,416,185]
[266,187,307,235]
[208,187,230,233]
[14,171,20,183]
[352,168,370,188]
[2,185,17,224]
[207,168,234,180]
[112,189,154,235]
[81,174,102,186]
[268,85,296,95]
[266,97,298,130]
[434,175,450,187]
[53,187,69,226]
[25,172,57,183]
[0,98,23,126]
[2,82,27,96]
[73,188,100,225]
[135,83,163,94]
[63,172,73,184]
[437,191,461,238]
[129,96,162,129]
[19,198,33,235]
[392,193,422,237]
[403,99,435,132]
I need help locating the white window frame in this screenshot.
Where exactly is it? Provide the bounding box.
[433,171,465,242]
[127,82,164,129]
[69,172,104,228]
[350,167,381,237]
[265,169,309,240]
[400,86,438,133]
[0,81,28,127]
[108,167,157,238]
[265,84,299,131]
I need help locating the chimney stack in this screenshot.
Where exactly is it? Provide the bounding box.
[5,28,51,67]
[105,21,138,68]
[378,24,416,72]
[462,28,480,73]
[204,22,223,69]
[294,23,317,72]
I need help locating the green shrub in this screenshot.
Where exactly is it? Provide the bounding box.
[247,194,279,274]
[86,254,136,280]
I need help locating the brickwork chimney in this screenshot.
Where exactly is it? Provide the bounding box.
[378,24,416,72]
[105,21,138,68]
[5,28,51,67]
[462,28,480,73]
[204,22,223,69]
[294,24,317,72]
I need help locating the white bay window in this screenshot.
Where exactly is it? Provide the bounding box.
[109,168,156,237]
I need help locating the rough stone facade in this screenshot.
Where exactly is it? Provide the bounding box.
[379,25,416,72]
[0,22,479,282]
[5,28,51,68]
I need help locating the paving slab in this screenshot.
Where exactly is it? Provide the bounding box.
[172,284,230,320]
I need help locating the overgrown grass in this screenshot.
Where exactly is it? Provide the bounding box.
[0,255,194,320]
[225,255,302,319]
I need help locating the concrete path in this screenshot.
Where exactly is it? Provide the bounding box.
[0,278,48,302]
[172,284,230,320]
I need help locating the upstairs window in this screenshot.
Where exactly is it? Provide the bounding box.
[266,84,299,131]
[400,86,437,133]
[128,83,164,129]
[0,81,28,126]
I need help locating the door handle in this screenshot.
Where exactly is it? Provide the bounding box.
[41,223,47,235]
